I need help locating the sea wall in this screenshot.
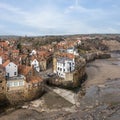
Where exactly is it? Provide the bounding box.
[0,84,44,105]
[83,52,111,62]
[47,65,86,89]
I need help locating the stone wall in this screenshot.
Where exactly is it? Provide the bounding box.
[53,57,57,73]
[65,72,74,82]
[0,83,44,106]
[73,66,86,87]
[84,52,111,62]
[5,85,44,105]
[39,60,47,71]
[25,85,44,101]
[47,65,86,89]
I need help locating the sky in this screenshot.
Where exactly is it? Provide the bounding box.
[0,0,120,36]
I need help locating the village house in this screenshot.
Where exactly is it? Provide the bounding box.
[15,64,44,90]
[11,49,19,58]
[0,56,2,65]
[27,76,43,89]
[53,52,75,79]
[2,60,18,78]
[0,59,27,92]
[56,57,75,78]
[0,41,9,51]
[0,66,6,93]
[0,52,9,62]
[40,44,54,52]
[39,58,47,71]
[66,47,79,56]
[30,49,37,56]
[18,65,33,81]
[30,58,40,72]
[19,55,29,65]
[38,51,52,71]
[52,52,86,88]
[76,39,82,45]
[6,75,26,91]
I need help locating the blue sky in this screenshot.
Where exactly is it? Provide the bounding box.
[0,0,120,36]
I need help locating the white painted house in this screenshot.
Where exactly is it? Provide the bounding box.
[6,75,26,91]
[0,56,2,65]
[66,47,79,56]
[3,60,18,77]
[56,57,75,78]
[30,50,37,56]
[77,39,81,45]
[31,59,40,72]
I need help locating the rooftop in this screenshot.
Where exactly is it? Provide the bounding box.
[7,75,25,81]
[57,57,73,64]
[29,76,43,83]
[18,65,32,76]
[2,60,10,67]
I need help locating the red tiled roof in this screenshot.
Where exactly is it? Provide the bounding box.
[2,60,10,67]
[12,50,19,53]
[38,51,52,58]
[18,65,32,76]
[0,41,9,47]
[29,76,43,83]
[56,52,75,59]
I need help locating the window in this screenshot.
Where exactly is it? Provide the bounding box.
[58,67,59,70]
[34,83,37,87]
[14,72,16,75]
[19,81,24,86]
[7,73,9,77]
[14,82,18,86]
[8,82,13,87]
[63,69,65,72]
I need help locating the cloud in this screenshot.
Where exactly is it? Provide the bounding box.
[0,2,25,15]
[0,1,119,35]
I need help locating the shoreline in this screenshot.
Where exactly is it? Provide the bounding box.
[0,53,120,119]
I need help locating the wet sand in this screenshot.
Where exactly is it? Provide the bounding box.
[78,53,120,119]
[85,56,120,87]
